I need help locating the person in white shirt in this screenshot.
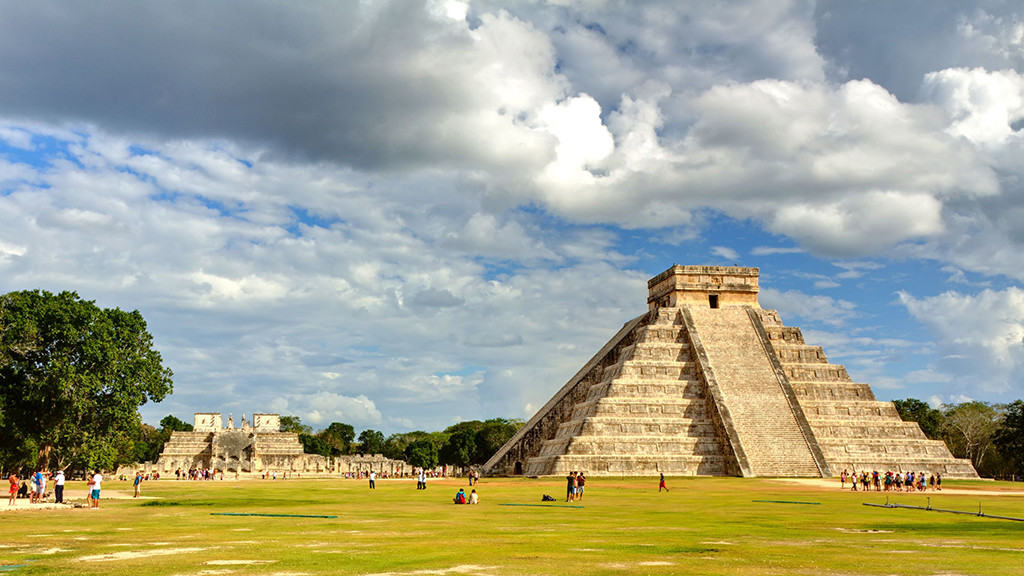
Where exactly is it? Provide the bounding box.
[368,471,376,489]
[468,489,479,504]
[89,471,103,509]
[53,470,65,504]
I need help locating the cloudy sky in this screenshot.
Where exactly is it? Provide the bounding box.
[2,0,1023,433]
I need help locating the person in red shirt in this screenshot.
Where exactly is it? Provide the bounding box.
[8,473,17,506]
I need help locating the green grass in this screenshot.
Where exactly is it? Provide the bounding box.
[2,477,1023,575]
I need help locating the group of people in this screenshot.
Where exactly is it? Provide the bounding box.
[176,467,220,481]
[7,469,66,506]
[565,471,586,501]
[841,469,942,492]
[452,487,479,504]
[6,469,101,508]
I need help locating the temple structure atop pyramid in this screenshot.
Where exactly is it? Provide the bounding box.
[484,265,977,478]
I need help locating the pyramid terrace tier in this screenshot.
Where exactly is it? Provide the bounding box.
[570,396,715,419]
[790,381,879,401]
[553,416,724,438]
[525,454,737,476]
[536,435,729,457]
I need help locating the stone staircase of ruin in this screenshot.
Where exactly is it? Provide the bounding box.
[523,307,734,476]
[757,309,978,478]
[252,432,306,456]
[685,307,827,477]
[161,431,214,456]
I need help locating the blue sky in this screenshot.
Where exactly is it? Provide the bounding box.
[1,1,1023,434]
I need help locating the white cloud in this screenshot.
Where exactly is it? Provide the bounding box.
[921,67,1024,146]
[760,288,858,326]
[710,246,739,261]
[900,287,1024,396]
[751,246,804,256]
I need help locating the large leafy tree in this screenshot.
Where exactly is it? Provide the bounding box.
[404,439,438,469]
[942,401,1002,470]
[994,400,1024,477]
[357,429,385,455]
[893,398,944,439]
[321,422,356,455]
[280,415,312,434]
[0,290,173,472]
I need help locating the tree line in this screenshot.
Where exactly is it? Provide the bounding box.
[280,415,524,471]
[893,398,1024,478]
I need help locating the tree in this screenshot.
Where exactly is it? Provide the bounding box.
[942,401,1002,470]
[320,422,355,455]
[280,415,312,435]
[893,398,944,439]
[160,414,193,432]
[404,439,438,469]
[472,418,524,464]
[299,433,331,458]
[994,400,1024,477]
[439,428,476,467]
[358,429,385,455]
[0,290,173,472]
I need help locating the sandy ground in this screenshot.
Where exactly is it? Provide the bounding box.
[1,488,150,512]
[770,477,1024,496]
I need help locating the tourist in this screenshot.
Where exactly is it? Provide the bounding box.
[936,473,942,491]
[369,470,376,489]
[840,469,847,489]
[90,470,103,509]
[566,471,576,502]
[134,471,143,498]
[31,469,44,504]
[576,472,586,500]
[469,489,479,504]
[7,472,16,506]
[659,472,669,492]
[453,488,466,504]
[468,470,473,487]
[53,469,65,504]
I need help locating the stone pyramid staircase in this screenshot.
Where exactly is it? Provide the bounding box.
[684,307,828,477]
[523,307,735,476]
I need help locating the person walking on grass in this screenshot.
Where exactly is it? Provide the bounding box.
[659,472,669,492]
[7,473,17,506]
[134,471,143,498]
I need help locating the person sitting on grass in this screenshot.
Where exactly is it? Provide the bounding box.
[468,489,479,504]
[453,488,467,504]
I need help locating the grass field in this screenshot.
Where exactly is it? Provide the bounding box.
[2,476,1023,575]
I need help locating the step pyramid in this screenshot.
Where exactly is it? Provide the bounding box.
[484,265,977,478]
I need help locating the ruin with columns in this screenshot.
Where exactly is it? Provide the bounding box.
[144,412,406,476]
[485,265,977,478]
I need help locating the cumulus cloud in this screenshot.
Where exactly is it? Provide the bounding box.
[761,288,858,326]
[3,0,1024,430]
[900,287,1024,396]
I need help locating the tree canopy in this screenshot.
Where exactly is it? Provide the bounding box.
[0,289,173,473]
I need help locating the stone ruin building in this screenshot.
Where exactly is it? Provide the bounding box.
[485,265,978,478]
[145,412,406,476]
